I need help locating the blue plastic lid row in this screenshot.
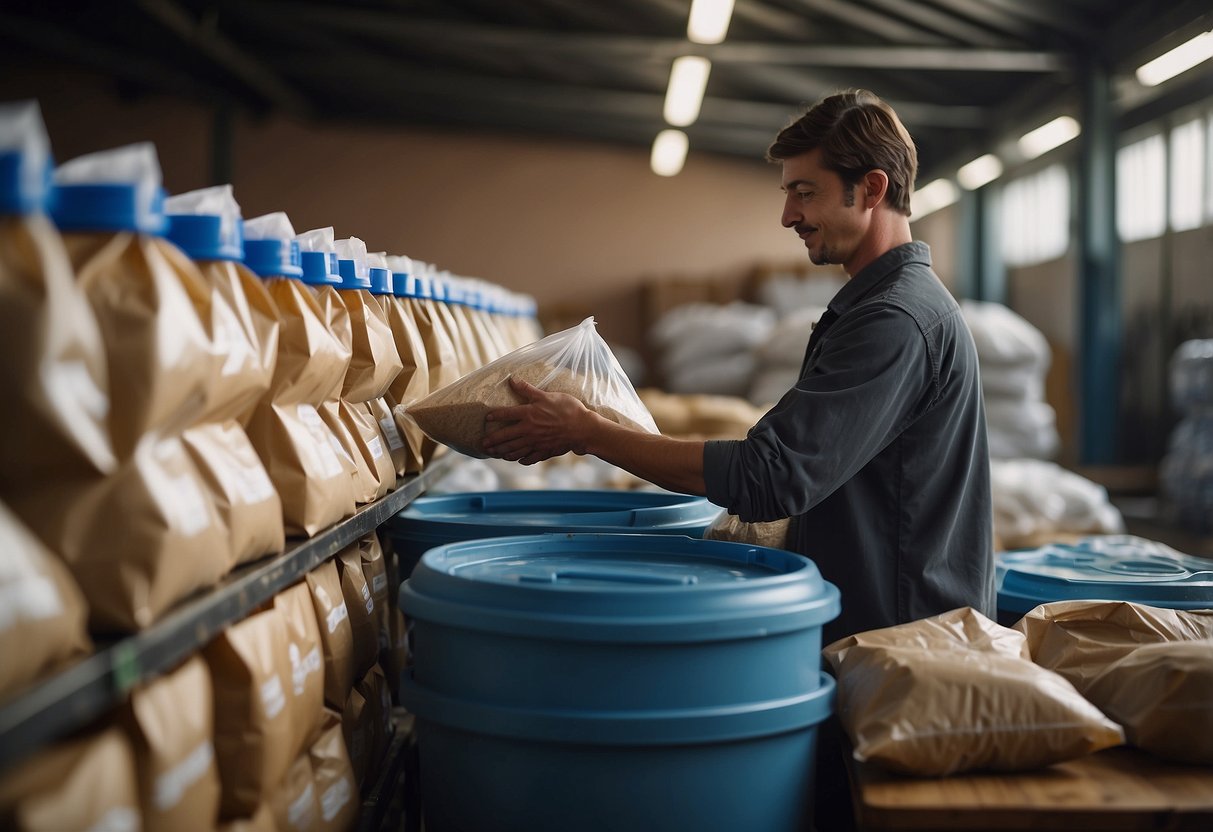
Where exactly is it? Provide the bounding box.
[51,182,169,235]
[243,238,303,278]
[165,214,244,261]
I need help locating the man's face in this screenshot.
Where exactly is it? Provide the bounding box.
[780,148,868,270]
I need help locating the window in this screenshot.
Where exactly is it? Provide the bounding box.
[1117,133,1167,242]
[1000,164,1070,267]
[1170,118,1205,231]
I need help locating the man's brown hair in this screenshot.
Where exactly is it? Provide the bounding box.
[767,89,918,216]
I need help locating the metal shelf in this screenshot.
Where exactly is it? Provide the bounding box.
[0,453,457,772]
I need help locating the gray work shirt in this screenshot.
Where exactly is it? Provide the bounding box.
[704,241,994,645]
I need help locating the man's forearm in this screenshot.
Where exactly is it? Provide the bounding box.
[583,416,707,496]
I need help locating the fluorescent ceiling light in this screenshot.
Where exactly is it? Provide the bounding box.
[688,0,735,45]
[1136,29,1213,87]
[957,154,1003,190]
[912,178,960,220]
[1018,116,1081,160]
[651,130,689,177]
[663,56,711,127]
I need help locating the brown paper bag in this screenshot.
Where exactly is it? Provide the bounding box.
[194,260,279,424]
[275,582,327,760]
[269,754,321,832]
[433,295,474,378]
[206,605,297,819]
[307,560,356,709]
[319,400,379,505]
[357,533,390,656]
[124,655,221,832]
[0,214,115,499]
[341,400,395,500]
[355,665,392,770]
[341,689,370,791]
[383,296,429,473]
[366,398,408,478]
[823,607,1124,776]
[308,712,359,832]
[339,287,401,402]
[408,296,460,466]
[0,501,91,700]
[183,420,284,566]
[312,284,353,400]
[0,726,140,831]
[267,280,351,406]
[446,302,486,375]
[44,433,230,633]
[337,547,379,680]
[63,231,213,459]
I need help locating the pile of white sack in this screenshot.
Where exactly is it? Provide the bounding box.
[991,458,1123,550]
[649,302,774,397]
[962,301,1059,459]
[747,305,825,406]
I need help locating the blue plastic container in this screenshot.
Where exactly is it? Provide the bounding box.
[996,535,1213,626]
[399,533,840,832]
[384,489,723,578]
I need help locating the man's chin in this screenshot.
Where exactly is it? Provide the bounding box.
[808,250,833,266]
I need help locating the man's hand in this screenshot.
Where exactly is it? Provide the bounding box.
[482,376,594,465]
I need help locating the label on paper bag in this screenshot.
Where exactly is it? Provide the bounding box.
[378,416,405,451]
[152,741,215,811]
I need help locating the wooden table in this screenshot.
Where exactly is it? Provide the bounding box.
[848,747,1213,831]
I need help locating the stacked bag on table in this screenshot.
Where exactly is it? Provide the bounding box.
[961,300,1059,460]
[1161,339,1213,534]
[0,101,538,831]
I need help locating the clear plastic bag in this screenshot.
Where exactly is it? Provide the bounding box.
[407,317,657,458]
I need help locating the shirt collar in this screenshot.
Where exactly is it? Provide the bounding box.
[825,241,932,318]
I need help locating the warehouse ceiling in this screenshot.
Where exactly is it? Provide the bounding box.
[1,0,1211,179]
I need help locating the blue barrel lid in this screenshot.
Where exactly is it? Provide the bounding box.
[337,258,372,290]
[51,182,168,235]
[392,489,722,534]
[243,237,302,278]
[299,249,342,285]
[400,533,841,643]
[997,535,1213,613]
[166,213,244,261]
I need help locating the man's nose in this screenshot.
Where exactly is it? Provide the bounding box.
[781,196,800,228]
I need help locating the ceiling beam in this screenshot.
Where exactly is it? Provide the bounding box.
[920,0,1037,42]
[135,0,310,116]
[857,0,1016,48]
[980,0,1092,40]
[795,0,951,45]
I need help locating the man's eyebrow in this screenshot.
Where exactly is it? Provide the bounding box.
[781,178,817,191]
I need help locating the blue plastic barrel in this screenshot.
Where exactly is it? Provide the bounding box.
[384,489,722,578]
[996,535,1213,626]
[399,533,840,832]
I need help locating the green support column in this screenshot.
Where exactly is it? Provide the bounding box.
[956,186,1005,303]
[1077,62,1121,464]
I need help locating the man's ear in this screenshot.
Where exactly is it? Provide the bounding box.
[863,169,890,209]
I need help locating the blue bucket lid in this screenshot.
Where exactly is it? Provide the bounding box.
[400,532,841,643]
[166,214,244,261]
[51,182,168,235]
[299,250,342,285]
[997,535,1213,614]
[243,237,302,278]
[392,490,723,534]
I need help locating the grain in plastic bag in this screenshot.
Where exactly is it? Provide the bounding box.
[822,607,1124,776]
[704,511,787,549]
[1015,600,1213,764]
[407,316,657,458]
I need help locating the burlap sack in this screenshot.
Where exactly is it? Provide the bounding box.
[1014,600,1213,689]
[205,605,297,819]
[357,534,390,656]
[367,398,408,478]
[62,231,213,459]
[0,726,140,831]
[308,712,359,832]
[704,511,787,549]
[0,214,114,500]
[1015,600,1213,765]
[183,421,284,566]
[338,287,401,403]
[307,560,356,709]
[0,501,91,700]
[822,607,1124,776]
[355,665,392,770]
[275,582,326,760]
[124,655,221,832]
[193,260,279,424]
[337,547,379,680]
[407,295,460,466]
[247,279,355,536]
[319,400,380,506]
[383,296,429,473]
[343,400,395,500]
[46,434,230,633]
[269,754,321,832]
[218,802,276,832]
[341,688,370,790]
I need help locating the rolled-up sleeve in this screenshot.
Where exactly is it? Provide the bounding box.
[704,304,935,522]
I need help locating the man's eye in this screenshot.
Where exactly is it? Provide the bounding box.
[797,191,814,201]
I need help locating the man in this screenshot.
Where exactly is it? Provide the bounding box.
[483,88,994,644]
